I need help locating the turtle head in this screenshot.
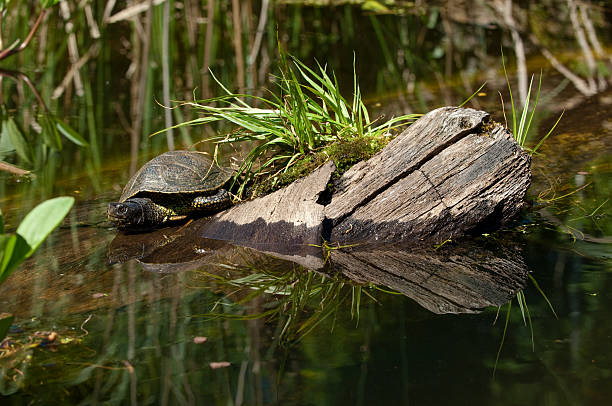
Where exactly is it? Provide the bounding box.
[107,198,152,228]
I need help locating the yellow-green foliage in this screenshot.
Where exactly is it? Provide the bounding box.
[249,134,390,199]
[325,134,390,173]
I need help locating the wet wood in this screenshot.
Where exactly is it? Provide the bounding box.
[328,107,531,244]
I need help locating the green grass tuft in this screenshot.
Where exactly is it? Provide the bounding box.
[501,48,564,155]
[156,47,420,199]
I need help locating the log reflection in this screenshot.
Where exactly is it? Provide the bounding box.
[108,216,528,315]
[330,242,528,314]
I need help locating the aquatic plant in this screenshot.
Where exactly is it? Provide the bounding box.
[0,197,74,342]
[0,0,60,61]
[157,48,421,198]
[501,49,564,155]
[0,71,88,175]
[0,196,74,285]
[492,274,558,377]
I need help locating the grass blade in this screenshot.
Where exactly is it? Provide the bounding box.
[528,274,558,319]
[458,81,487,108]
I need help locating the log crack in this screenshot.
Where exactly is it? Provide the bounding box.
[326,107,488,227]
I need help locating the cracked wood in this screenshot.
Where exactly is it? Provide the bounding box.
[328,107,531,244]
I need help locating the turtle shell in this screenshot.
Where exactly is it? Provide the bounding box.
[120,150,233,202]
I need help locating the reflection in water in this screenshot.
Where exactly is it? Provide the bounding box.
[1,203,532,400]
[108,216,529,320]
[331,242,527,314]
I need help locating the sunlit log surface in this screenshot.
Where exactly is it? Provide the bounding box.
[198,107,531,247]
[198,161,336,269]
[328,107,531,244]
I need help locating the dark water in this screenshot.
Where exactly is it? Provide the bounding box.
[1,2,611,404]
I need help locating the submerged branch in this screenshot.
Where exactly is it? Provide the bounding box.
[0,161,30,176]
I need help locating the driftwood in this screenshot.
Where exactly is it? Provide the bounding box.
[327,106,531,243]
[199,161,335,269]
[199,106,531,247]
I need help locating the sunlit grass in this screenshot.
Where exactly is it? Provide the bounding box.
[157,49,421,198]
[501,49,564,155]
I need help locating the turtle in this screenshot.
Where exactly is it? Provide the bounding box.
[107,150,233,229]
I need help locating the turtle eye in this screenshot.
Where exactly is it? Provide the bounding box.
[119,205,129,215]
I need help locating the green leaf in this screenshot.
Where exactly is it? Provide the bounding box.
[0,234,30,284]
[362,1,389,13]
[40,115,62,151]
[458,82,487,108]
[0,313,14,342]
[2,118,32,164]
[0,128,15,158]
[531,110,564,155]
[0,234,19,283]
[16,196,74,259]
[56,119,89,147]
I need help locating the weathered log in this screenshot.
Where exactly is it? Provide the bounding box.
[328,107,531,244]
[196,107,530,249]
[198,161,336,269]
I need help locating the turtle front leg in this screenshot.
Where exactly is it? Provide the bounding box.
[193,189,231,212]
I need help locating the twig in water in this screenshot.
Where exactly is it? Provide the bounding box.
[80,314,93,337]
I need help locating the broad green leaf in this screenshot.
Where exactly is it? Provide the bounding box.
[56,119,89,147]
[0,127,15,157]
[0,313,14,342]
[0,234,30,284]
[40,115,62,151]
[16,196,74,259]
[2,118,32,164]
